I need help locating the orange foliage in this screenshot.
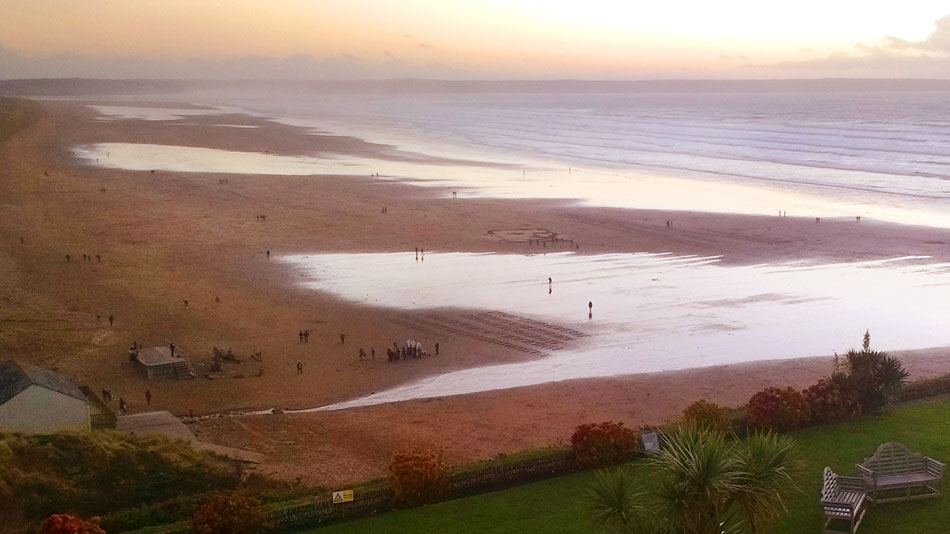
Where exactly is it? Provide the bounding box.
[40,514,105,534]
[191,493,267,534]
[570,421,639,468]
[389,446,447,506]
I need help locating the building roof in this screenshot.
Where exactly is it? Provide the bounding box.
[0,359,88,405]
[135,346,182,367]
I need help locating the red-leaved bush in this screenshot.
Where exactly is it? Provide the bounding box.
[681,399,733,434]
[40,514,105,534]
[746,387,810,432]
[803,376,861,424]
[570,421,639,468]
[389,446,447,506]
[191,493,267,534]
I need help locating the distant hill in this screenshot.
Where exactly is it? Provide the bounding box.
[3,77,950,97]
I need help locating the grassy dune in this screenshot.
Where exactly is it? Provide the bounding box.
[0,431,240,533]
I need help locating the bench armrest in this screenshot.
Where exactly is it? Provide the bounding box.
[855,464,874,479]
[925,457,946,478]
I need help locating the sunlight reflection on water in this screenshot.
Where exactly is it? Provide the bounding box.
[274,251,950,410]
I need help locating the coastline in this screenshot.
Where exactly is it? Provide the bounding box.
[2,98,950,485]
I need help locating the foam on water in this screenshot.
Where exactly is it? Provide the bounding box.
[89,105,222,121]
[274,252,950,410]
[73,143,345,175]
[73,141,950,228]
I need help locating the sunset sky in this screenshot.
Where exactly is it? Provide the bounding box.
[1,0,949,79]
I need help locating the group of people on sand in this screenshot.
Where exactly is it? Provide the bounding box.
[386,339,438,362]
[297,330,310,343]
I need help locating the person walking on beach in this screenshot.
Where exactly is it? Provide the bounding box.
[588,301,593,320]
[296,360,303,375]
[169,342,176,357]
[66,254,70,262]
[303,330,309,343]
[145,389,152,406]
[108,314,114,327]
[118,397,127,414]
[266,250,271,258]
[435,342,439,355]
[340,333,346,345]
[298,330,304,342]
[371,347,375,360]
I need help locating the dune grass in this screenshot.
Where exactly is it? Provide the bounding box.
[307,398,950,534]
[0,430,240,533]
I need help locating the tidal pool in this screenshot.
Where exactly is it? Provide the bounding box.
[275,252,950,410]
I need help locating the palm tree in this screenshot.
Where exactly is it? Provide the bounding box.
[588,424,797,534]
[588,467,649,534]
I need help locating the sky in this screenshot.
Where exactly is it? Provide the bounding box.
[1,0,949,79]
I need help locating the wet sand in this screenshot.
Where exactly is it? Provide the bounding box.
[2,99,950,485]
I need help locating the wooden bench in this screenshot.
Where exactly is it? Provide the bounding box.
[856,442,945,504]
[821,467,867,534]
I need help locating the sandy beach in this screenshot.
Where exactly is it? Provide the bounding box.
[3,99,950,485]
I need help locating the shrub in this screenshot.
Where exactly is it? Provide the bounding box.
[803,374,862,424]
[191,493,268,534]
[40,514,106,534]
[899,373,950,401]
[570,421,639,468]
[843,343,908,414]
[389,446,447,506]
[746,387,810,432]
[682,399,733,434]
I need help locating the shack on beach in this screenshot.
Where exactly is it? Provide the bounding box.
[135,346,195,380]
[0,359,91,433]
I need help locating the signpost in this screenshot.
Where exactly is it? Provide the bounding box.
[332,490,354,518]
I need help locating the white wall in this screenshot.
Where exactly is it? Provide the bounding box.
[0,386,90,433]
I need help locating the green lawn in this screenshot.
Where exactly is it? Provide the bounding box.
[306,399,950,534]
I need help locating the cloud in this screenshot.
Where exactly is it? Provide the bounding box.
[756,15,950,78]
[871,15,950,52]
[418,42,433,49]
[926,15,950,50]
[719,54,731,61]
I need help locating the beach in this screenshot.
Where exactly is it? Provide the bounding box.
[2,98,950,485]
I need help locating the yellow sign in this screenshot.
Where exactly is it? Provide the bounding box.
[332,490,354,504]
